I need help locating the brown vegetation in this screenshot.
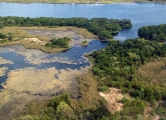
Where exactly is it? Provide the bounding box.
[138,57,166,85]
[0,66,90,120]
[0,67,8,77]
[72,71,104,111]
[0,26,95,53]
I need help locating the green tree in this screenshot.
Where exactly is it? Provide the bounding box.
[56,101,77,120]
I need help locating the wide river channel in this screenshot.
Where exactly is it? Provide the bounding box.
[0,2,166,89]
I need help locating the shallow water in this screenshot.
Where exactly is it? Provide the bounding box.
[0,40,108,89]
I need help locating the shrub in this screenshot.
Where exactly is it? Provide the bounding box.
[0,33,6,39]
[98,86,109,92]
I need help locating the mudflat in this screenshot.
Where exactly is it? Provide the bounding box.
[0,66,90,120]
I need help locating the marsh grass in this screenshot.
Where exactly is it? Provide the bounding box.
[67,27,96,39]
[71,71,104,111]
[0,26,95,53]
[13,71,105,119]
[138,57,166,85]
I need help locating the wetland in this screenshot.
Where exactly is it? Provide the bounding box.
[0,2,166,120]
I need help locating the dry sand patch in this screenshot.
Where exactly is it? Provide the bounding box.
[24,38,47,45]
[99,88,126,113]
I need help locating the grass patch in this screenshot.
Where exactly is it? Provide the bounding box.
[0,26,95,53]
[138,57,166,85]
[98,86,109,92]
[45,37,70,48]
[81,40,88,46]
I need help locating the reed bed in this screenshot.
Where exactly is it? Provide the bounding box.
[0,26,95,53]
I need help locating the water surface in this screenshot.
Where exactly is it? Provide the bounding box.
[0,2,166,40]
[0,40,108,89]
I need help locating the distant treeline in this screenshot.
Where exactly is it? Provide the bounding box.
[138,24,166,41]
[0,16,132,40]
[90,38,166,102]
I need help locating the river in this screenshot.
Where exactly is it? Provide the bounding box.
[0,2,166,89]
[1,2,166,40]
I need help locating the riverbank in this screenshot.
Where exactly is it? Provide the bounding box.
[0,26,96,53]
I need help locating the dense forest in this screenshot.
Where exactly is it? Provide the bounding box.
[90,38,166,101]
[88,38,166,119]
[0,16,132,40]
[138,24,166,41]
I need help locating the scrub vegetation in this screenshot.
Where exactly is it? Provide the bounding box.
[89,37,166,119]
[91,38,166,101]
[45,37,70,48]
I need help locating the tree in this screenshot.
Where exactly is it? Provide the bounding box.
[56,101,77,120]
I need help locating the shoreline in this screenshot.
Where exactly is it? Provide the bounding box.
[0,1,165,4]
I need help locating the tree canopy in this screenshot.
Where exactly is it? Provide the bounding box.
[0,16,132,40]
[138,24,166,41]
[90,38,166,102]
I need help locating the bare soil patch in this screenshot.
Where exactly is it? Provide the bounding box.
[144,105,160,120]
[24,38,47,45]
[99,88,128,113]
